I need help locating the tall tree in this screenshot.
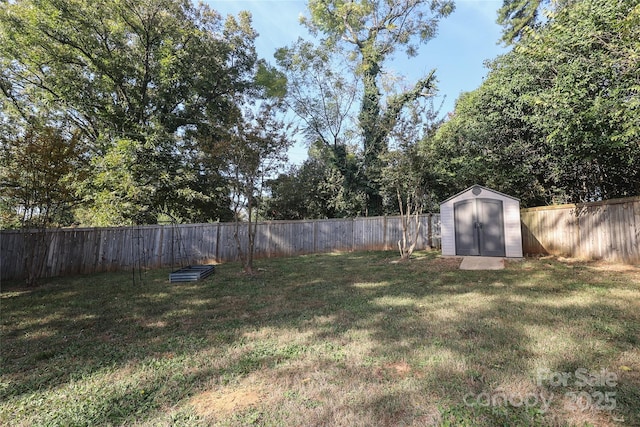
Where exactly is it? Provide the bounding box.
[0,0,258,225]
[520,0,640,202]
[273,40,366,217]
[497,0,572,44]
[424,78,548,206]
[430,0,640,205]
[303,0,454,215]
[275,39,358,155]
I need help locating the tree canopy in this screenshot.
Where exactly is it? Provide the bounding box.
[302,0,454,215]
[0,0,278,227]
[2,0,638,232]
[428,0,640,206]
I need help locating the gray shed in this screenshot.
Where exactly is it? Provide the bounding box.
[440,185,523,258]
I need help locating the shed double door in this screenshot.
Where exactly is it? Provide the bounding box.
[454,198,506,257]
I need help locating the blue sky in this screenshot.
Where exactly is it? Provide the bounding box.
[205,0,509,163]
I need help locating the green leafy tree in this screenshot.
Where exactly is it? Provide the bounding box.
[425,72,549,206]
[264,165,312,220]
[0,125,87,284]
[497,0,572,44]
[497,0,545,44]
[381,102,439,259]
[0,126,86,228]
[430,0,640,205]
[0,0,258,225]
[521,0,640,202]
[265,143,366,220]
[227,103,292,274]
[273,40,368,217]
[302,0,454,215]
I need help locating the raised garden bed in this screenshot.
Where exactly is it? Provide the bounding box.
[169,265,215,283]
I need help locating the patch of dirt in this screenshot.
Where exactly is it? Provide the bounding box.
[189,386,264,419]
[382,255,461,272]
[373,361,415,379]
[535,255,639,273]
[387,361,412,376]
[144,320,167,328]
[557,394,619,427]
[586,262,640,274]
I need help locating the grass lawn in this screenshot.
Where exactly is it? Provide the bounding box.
[1,251,639,426]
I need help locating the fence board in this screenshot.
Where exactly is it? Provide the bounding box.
[385,217,404,252]
[353,217,385,251]
[521,196,640,264]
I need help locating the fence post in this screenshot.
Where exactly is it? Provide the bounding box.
[313,220,318,254]
[427,213,433,249]
[383,216,388,250]
[157,226,163,268]
[266,221,272,258]
[352,217,356,252]
[215,221,220,262]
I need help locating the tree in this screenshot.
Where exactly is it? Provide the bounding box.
[264,165,311,220]
[0,0,258,225]
[424,71,549,206]
[0,125,87,284]
[520,0,640,202]
[303,0,454,215]
[273,40,367,217]
[497,0,545,44]
[0,126,86,228]
[430,0,640,205]
[381,102,439,259]
[381,148,426,260]
[227,103,291,274]
[497,0,572,44]
[264,143,366,220]
[275,40,358,154]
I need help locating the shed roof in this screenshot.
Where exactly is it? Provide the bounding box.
[440,184,520,205]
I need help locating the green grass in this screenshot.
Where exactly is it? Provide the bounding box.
[1,251,639,426]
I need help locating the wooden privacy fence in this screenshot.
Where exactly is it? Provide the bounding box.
[1,214,441,281]
[521,196,640,264]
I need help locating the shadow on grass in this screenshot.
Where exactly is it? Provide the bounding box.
[1,251,639,425]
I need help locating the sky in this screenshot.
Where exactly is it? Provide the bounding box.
[205,0,510,164]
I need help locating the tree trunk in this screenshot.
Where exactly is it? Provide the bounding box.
[359,58,385,217]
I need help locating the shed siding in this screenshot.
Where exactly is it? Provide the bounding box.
[504,202,523,257]
[441,203,455,256]
[440,186,523,258]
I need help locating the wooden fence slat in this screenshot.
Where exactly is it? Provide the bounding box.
[630,203,640,262]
